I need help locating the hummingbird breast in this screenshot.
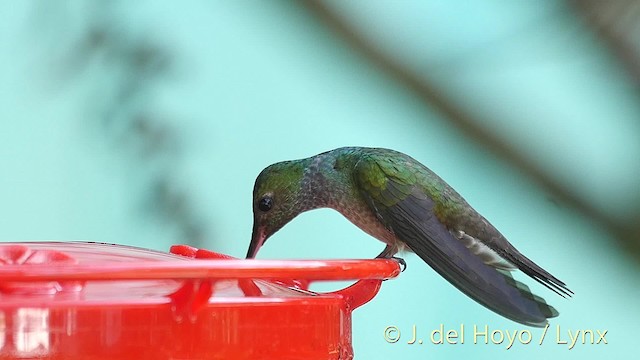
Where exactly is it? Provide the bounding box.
[333,197,402,250]
[302,150,402,251]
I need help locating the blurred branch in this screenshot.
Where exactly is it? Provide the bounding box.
[38,1,210,247]
[570,0,640,84]
[301,1,640,259]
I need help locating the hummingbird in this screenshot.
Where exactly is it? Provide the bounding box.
[246,147,572,327]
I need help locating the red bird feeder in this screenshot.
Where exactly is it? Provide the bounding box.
[0,242,400,359]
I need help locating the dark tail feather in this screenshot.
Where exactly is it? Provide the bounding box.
[500,249,573,298]
[499,269,559,319]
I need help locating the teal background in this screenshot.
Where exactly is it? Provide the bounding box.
[1,1,638,358]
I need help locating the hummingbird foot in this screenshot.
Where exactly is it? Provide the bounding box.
[391,256,407,272]
[376,245,406,272]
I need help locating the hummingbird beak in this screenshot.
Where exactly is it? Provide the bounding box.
[246,223,267,259]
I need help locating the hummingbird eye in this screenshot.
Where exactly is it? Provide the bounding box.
[258,196,273,212]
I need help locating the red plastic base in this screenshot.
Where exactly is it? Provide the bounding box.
[0,242,400,359]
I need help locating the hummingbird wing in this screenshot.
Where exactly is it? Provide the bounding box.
[354,154,561,327]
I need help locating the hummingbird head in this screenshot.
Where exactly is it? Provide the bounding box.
[246,160,308,259]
